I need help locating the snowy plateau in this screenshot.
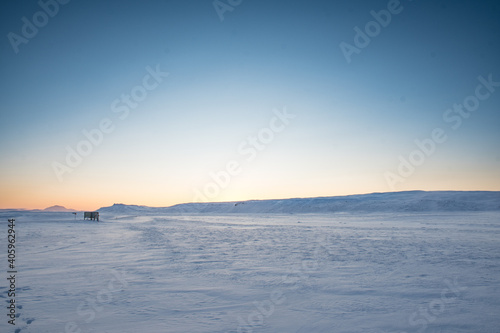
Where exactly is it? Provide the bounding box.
[1,191,499,333]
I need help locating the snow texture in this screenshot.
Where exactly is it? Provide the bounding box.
[0,191,499,332]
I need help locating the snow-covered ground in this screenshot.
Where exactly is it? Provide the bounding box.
[1,211,499,332]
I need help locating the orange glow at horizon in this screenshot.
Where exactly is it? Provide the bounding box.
[2,172,499,211]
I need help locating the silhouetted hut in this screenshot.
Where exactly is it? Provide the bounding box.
[84,212,99,221]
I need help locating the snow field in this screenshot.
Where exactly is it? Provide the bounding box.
[0,211,499,332]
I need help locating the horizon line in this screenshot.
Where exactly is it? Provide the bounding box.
[3,189,499,212]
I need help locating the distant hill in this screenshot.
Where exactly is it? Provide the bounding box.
[43,205,77,212]
[97,203,150,214]
[97,191,500,215]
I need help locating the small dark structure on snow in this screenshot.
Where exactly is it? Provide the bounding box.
[84,212,99,221]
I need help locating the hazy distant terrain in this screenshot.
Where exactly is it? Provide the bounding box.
[97,191,500,215]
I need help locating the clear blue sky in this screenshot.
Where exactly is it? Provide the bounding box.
[1,0,499,210]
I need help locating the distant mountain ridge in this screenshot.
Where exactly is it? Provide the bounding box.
[97,191,500,214]
[44,205,76,212]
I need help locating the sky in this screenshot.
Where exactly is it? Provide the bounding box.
[0,0,499,210]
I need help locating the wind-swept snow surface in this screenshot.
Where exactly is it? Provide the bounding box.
[1,210,499,332]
